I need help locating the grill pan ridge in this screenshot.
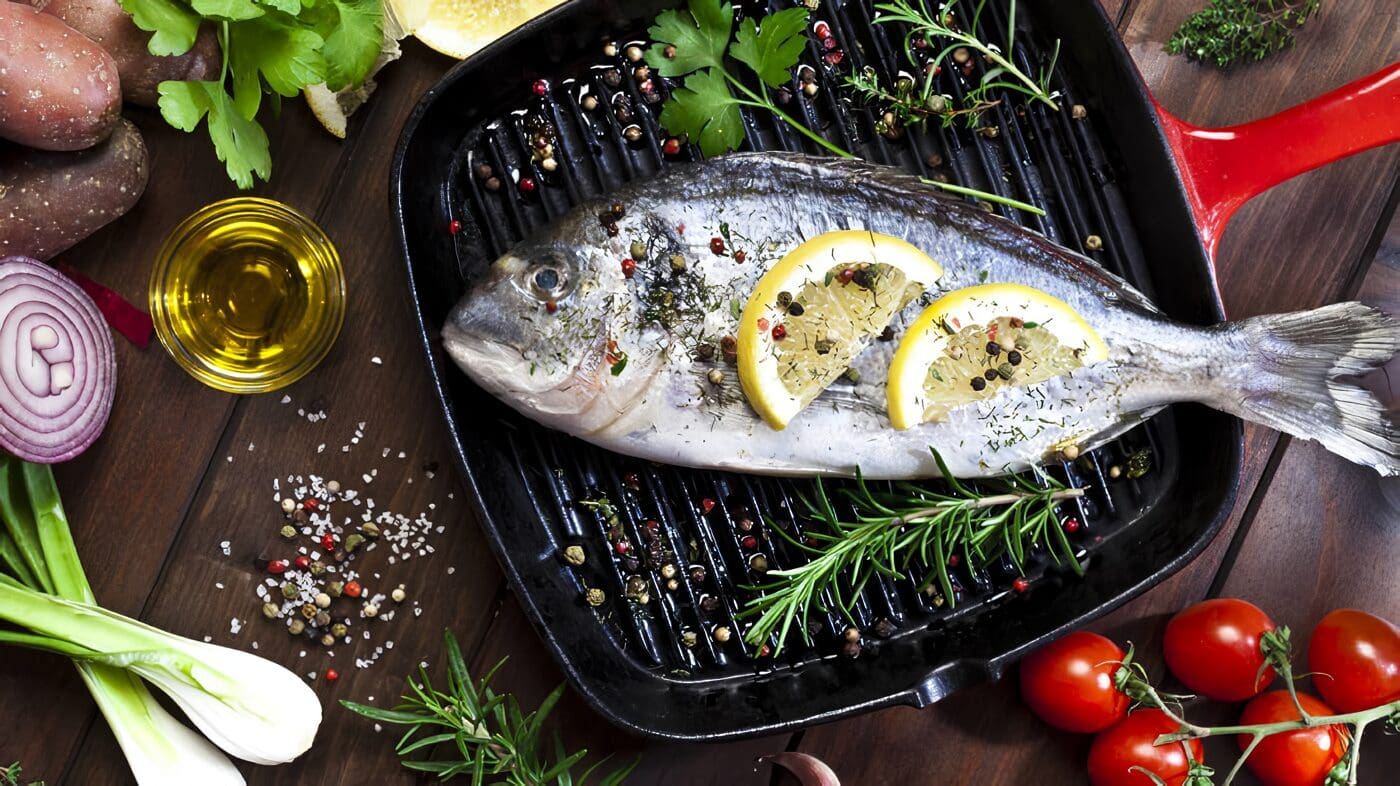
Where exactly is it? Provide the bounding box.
[393,0,1245,740]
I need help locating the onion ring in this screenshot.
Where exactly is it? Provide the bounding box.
[0,256,116,463]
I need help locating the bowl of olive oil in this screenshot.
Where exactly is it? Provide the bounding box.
[150,198,346,394]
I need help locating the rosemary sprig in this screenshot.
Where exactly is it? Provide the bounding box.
[1166,0,1321,69]
[740,451,1084,652]
[846,67,1001,130]
[342,630,635,785]
[870,0,1061,118]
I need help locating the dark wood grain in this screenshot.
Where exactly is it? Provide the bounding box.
[1,0,1395,784]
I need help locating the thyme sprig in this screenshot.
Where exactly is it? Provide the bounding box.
[741,451,1085,652]
[846,67,1001,130]
[0,763,42,786]
[869,0,1061,120]
[1114,629,1399,786]
[342,630,635,785]
[1166,0,1321,69]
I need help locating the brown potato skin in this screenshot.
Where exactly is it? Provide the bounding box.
[0,2,121,150]
[0,118,148,260]
[31,0,219,107]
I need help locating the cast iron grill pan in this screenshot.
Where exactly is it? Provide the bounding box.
[393,0,1244,740]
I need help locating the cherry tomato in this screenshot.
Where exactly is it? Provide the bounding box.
[1088,709,1204,786]
[1237,691,1346,786]
[1163,598,1276,701]
[1020,631,1131,732]
[1308,608,1400,713]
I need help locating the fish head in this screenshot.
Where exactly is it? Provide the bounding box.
[443,235,656,434]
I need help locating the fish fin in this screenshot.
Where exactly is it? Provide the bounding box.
[1227,302,1398,476]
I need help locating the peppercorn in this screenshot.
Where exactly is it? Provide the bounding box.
[1062,517,1081,534]
[485,176,501,191]
[662,137,682,156]
[749,554,769,574]
[740,535,758,550]
[331,623,349,638]
[314,611,331,627]
[681,631,698,648]
[844,367,861,384]
[873,618,898,638]
[1071,104,1088,120]
[977,126,1000,139]
[625,44,643,62]
[623,125,642,143]
[1007,350,1022,366]
[324,669,339,683]
[605,222,619,237]
[625,576,647,597]
[695,342,716,361]
[518,177,537,194]
[971,376,987,391]
[709,237,725,255]
[842,640,862,658]
[562,545,586,566]
[281,582,299,600]
[540,157,558,173]
[320,633,335,647]
[689,565,707,584]
[294,554,311,569]
[621,555,641,572]
[670,254,687,272]
[581,94,599,111]
[531,79,549,96]
[771,324,787,341]
[712,626,732,643]
[344,534,365,553]
[603,68,622,86]
[262,602,280,619]
[326,581,344,598]
[333,548,347,563]
[735,517,754,532]
[986,340,1001,355]
[787,302,804,316]
[603,41,618,57]
[474,162,493,181]
[1108,465,1123,479]
[1061,444,1081,461]
[1085,234,1103,251]
[301,603,317,620]
[280,524,297,539]
[281,498,297,515]
[343,580,362,598]
[814,338,834,355]
[363,603,380,618]
[288,618,306,635]
[267,559,289,575]
[585,587,606,607]
[1012,577,1030,593]
[315,592,331,609]
[699,595,720,612]
[320,533,335,551]
[844,626,861,643]
[660,563,678,580]
[327,479,341,494]
[997,363,1015,379]
[984,368,1000,381]
[633,64,650,81]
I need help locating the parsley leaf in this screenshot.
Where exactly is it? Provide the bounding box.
[118,0,201,56]
[729,6,809,88]
[308,0,384,91]
[645,0,732,75]
[190,0,265,21]
[658,67,744,157]
[158,80,272,189]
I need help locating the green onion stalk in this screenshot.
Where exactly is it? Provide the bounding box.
[0,456,321,784]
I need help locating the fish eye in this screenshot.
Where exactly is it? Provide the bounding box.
[526,262,569,300]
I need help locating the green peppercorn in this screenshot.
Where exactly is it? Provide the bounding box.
[776,291,792,307]
[309,560,326,576]
[314,611,331,628]
[320,633,335,647]
[843,367,860,383]
[360,522,380,538]
[281,582,299,600]
[279,525,297,540]
[326,581,344,598]
[300,604,317,620]
[562,544,586,566]
[670,254,687,271]
[331,623,348,638]
[287,618,306,635]
[1007,350,1022,366]
[585,587,606,607]
[261,602,280,619]
[630,240,647,260]
[997,363,1015,379]
[681,631,698,648]
[814,339,834,355]
[344,533,365,553]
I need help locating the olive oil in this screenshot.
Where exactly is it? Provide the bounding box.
[151,198,345,393]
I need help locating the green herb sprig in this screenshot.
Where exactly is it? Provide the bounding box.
[859,0,1060,126]
[1,763,43,786]
[647,0,1046,215]
[343,630,636,785]
[740,451,1084,653]
[120,0,384,187]
[1166,0,1321,69]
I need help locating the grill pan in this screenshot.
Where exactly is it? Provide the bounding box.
[391,0,1393,740]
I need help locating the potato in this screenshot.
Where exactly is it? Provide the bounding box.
[0,118,147,260]
[0,2,121,150]
[32,0,219,108]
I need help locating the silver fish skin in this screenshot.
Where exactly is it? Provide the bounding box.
[443,153,1399,479]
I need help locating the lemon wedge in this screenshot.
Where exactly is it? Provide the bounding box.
[886,283,1109,429]
[738,231,943,430]
[389,0,566,60]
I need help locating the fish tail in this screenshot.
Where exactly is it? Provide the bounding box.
[1220,302,1398,475]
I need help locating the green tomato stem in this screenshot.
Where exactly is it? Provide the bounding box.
[1155,699,1398,744]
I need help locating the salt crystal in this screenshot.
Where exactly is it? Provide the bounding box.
[317,444,326,453]
[219,540,231,556]
[374,724,382,733]
[215,582,225,590]
[446,566,455,575]
[371,357,382,365]
[398,452,406,459]
[247,442,255,452]
[281,395,292,404]
[229,618,242,635]
[203,635,212,642]
[251,642,259,650]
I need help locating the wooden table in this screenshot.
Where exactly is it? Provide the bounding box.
[2,0,1395,783]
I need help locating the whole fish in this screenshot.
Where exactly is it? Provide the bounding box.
[442,153,1398,478]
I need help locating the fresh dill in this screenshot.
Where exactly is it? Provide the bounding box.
[740,450,1084,652]
[342,630,636,785]
[1166,0,1321,68]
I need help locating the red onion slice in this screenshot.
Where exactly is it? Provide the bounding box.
[0,256,116,463]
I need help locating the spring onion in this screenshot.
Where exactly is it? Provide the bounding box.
[0,456,321,783]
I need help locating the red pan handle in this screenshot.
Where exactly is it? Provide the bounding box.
[1153,61,1400,258]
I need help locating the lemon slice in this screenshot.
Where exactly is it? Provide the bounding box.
[738,231,943,430]
[887,283,1109,429]
[389,0,566,60]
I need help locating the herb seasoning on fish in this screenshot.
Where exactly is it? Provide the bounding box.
[442,153,1399,479]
